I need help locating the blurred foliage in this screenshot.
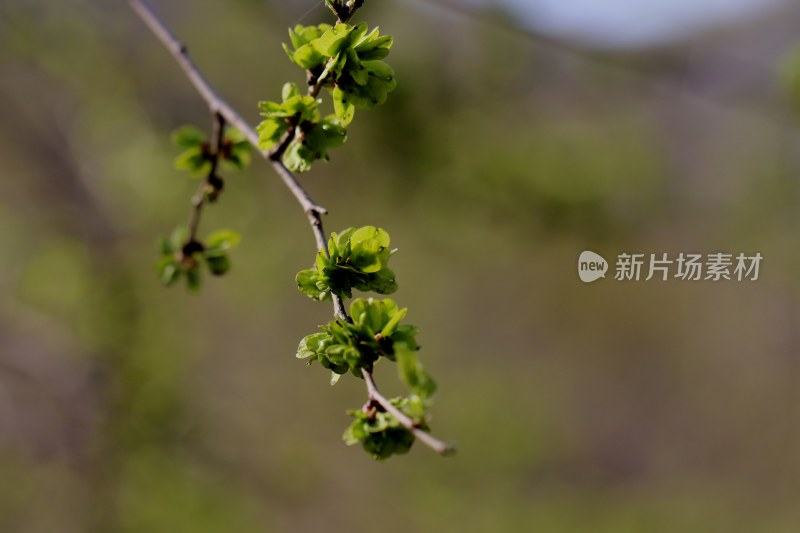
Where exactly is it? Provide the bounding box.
[1,0,800,531]
[172,125,251,175]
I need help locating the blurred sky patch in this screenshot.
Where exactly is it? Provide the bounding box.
[485,0,790,48]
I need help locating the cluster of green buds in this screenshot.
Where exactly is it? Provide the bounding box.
[257,19,395,172]
[172,125,250,192]
[257,82,346,172]
[344,397,426,460]
[295,226,397,301]
[155,125,249,291]
[296,227,440,460]
[156,228,241,291]
[297,297,420,380]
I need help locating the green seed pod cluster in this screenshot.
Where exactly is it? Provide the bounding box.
[257,18,395,172]
[296,227,441,460]
[296,226,398,301]
[296,297,419,381]
[257,82,346,172]
[343,397,427,460]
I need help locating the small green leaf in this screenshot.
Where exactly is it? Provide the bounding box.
[343,416,369,445]
[296,268,330,301]
[314,23,358,57]
[283,139,313,173]
[329,51,348,79]
[223,150,249,169]
[336,60,396,110]
[297,332,328,359]
[293,43,325,69]
[349,298,368,324]
[315,250,330,271]
[172,125,206,148]
[358,47,390,61]
[283,95,320,122]
[390,324,420,352]
[205,230,241,256]
[364,60,396,86]
[281,117,346,173]
[395,343,437,399]
[157,257,181,286]
[174,147,210,175]
[346,49,368,86]
[288,25,312,49]
[185,264,201,291]
[282,82,300,101]
[157,235,173,256]
[361,267,397,294]
[343,403,418,460]
[256,118,289,150]
[333,86,355,126]
[354,28,393,59]
[349,226,390,273]
[380,306,407,337]
[258,100,292,117]
[220,126,251,170]
[331,227,356,256]
[170,226,188,251]
[285,24,331,68]
[205,254,231,276]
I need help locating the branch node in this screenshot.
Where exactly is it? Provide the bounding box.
[306,205,328,216]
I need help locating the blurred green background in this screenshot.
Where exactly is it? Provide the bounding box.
[2,0,800,531]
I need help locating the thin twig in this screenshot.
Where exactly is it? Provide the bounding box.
[129,0,447,455]
[186,112,225,243]
[361,369,454,455]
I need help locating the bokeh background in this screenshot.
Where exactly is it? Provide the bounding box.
[2,0,800,531]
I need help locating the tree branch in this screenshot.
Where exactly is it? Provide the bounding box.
[128,0,327,218]
[128,0,344,316]
[129,0,449,456]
